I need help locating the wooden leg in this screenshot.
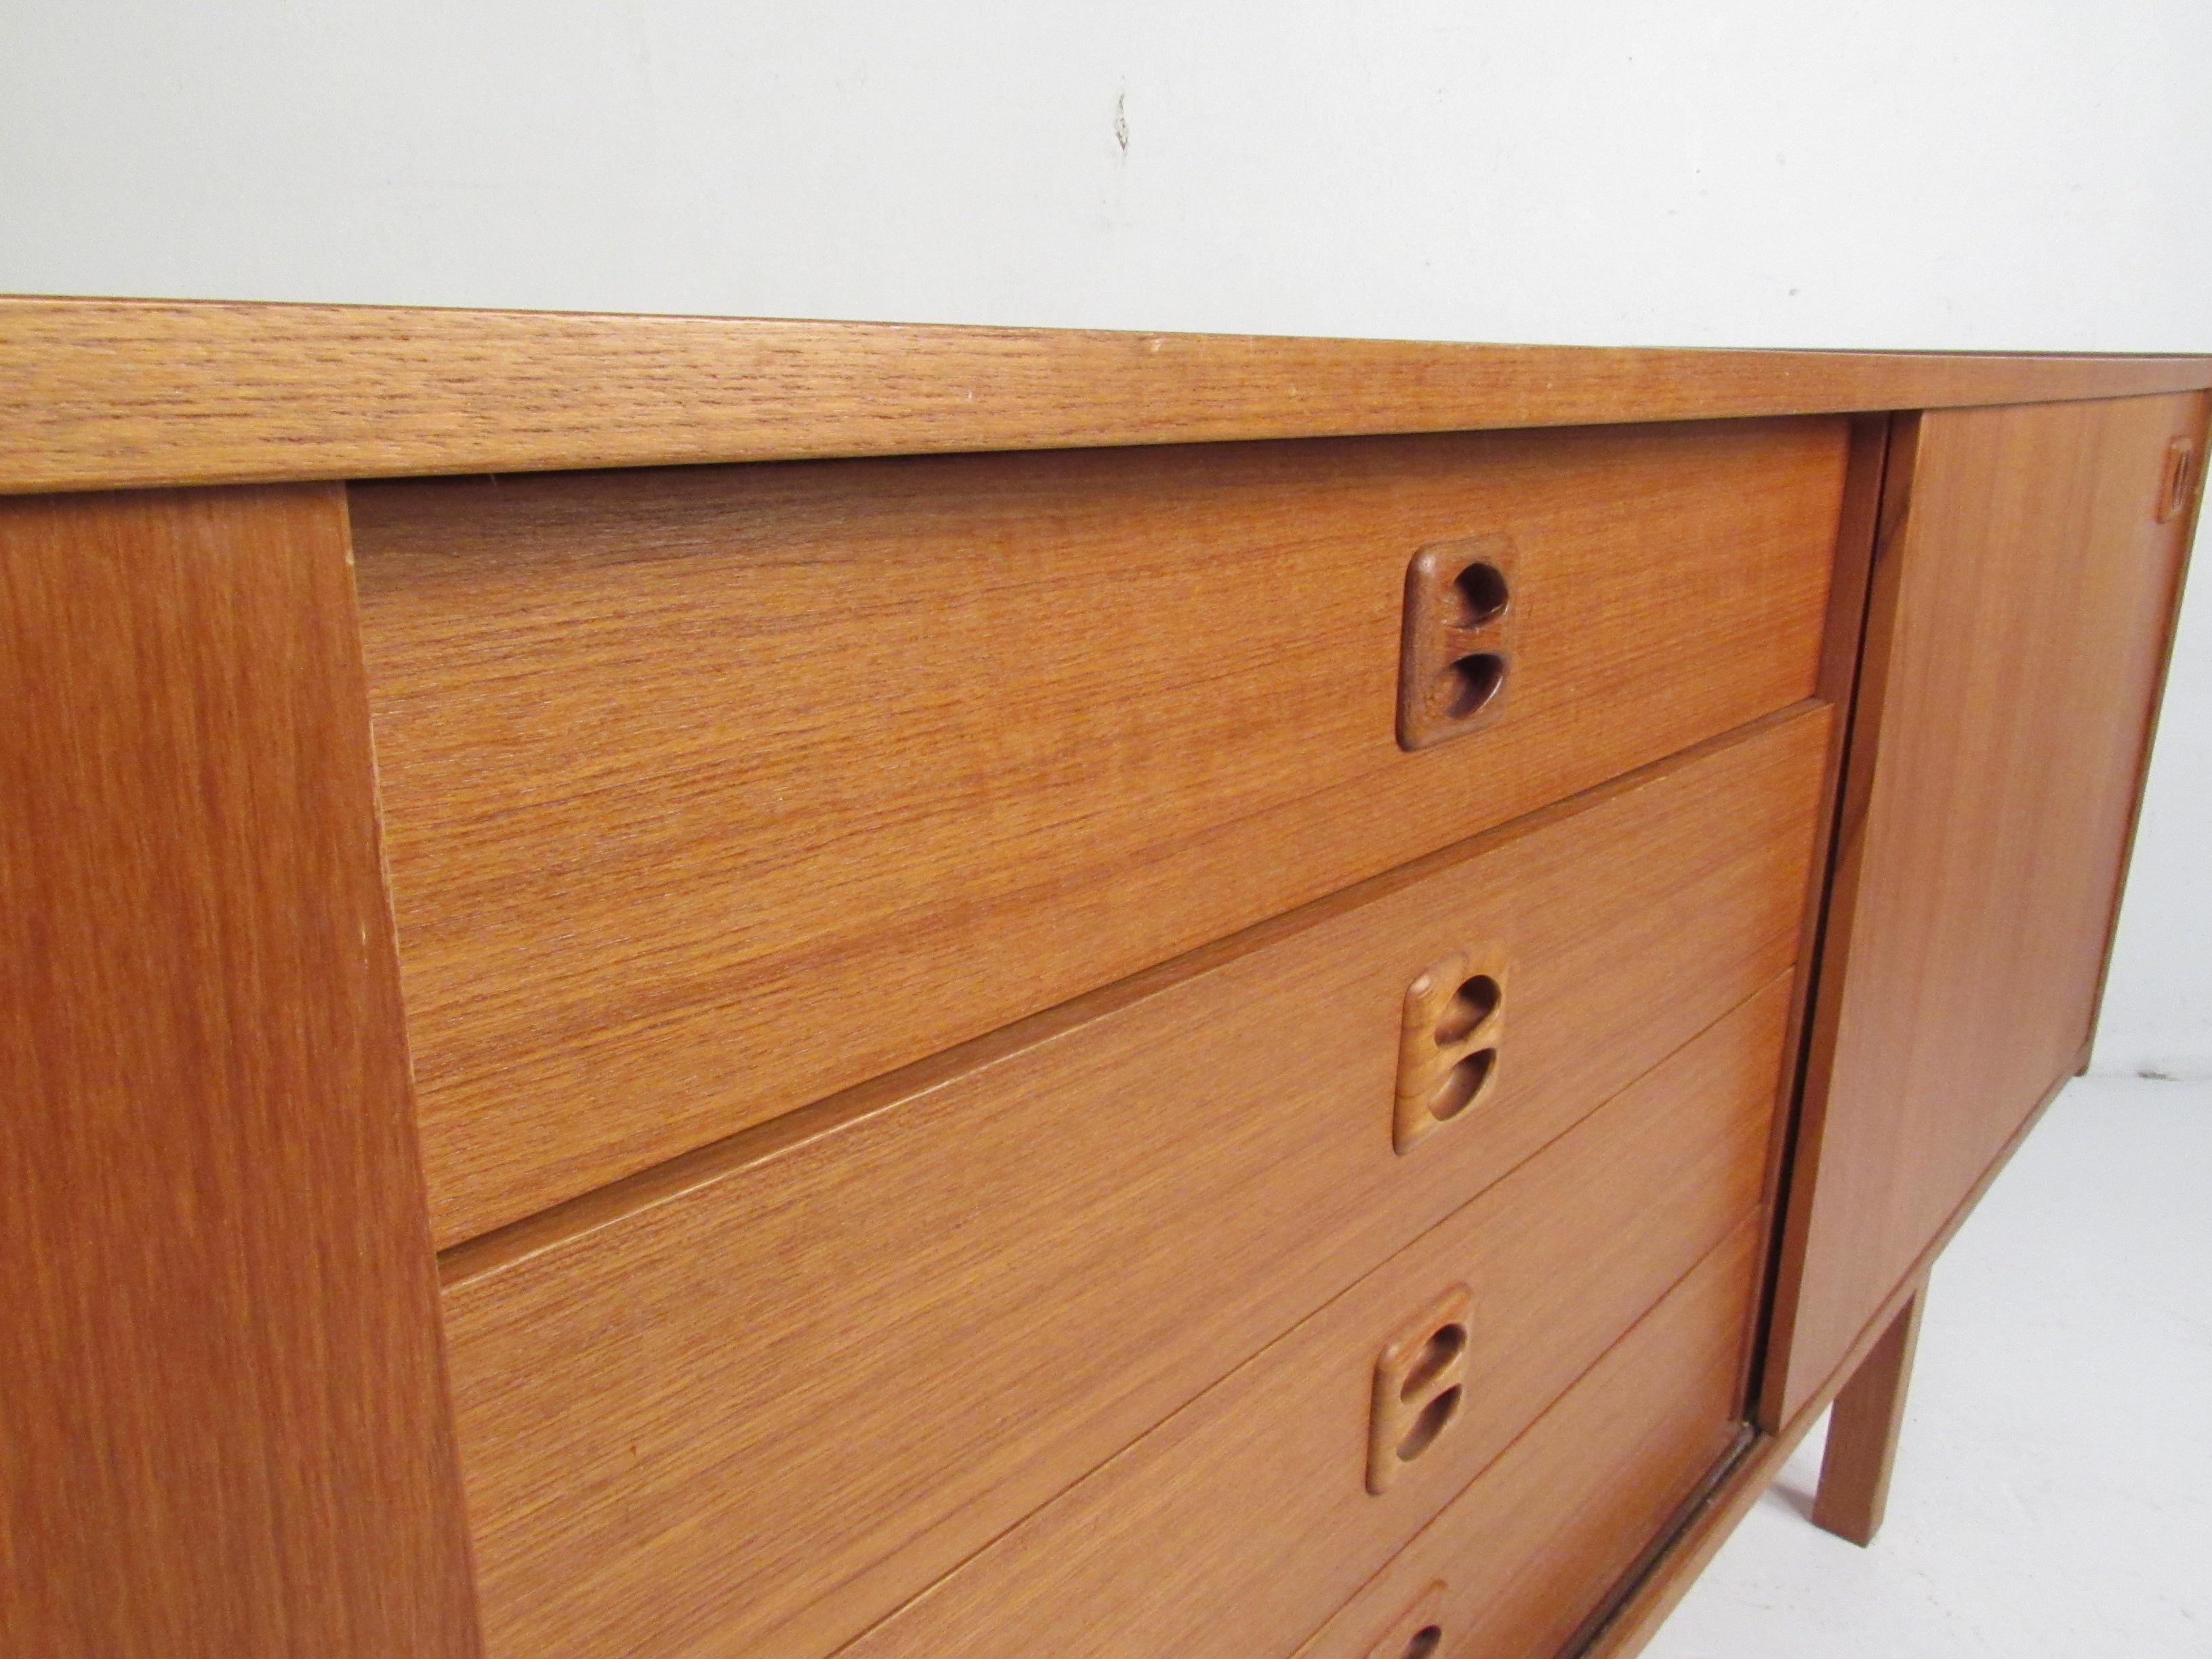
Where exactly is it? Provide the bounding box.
[1812,1282,1927,1546]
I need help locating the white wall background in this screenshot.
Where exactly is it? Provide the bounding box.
[3,1,2206,1071]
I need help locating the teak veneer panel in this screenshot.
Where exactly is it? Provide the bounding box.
[5,296,2211,494]
[0,489,479,1659]
[836,975,1791,1659]
[356,417,1846,1244]
[442,708,1829,1659]
[9,291,2199,1659]
[1293,1219,1761,1659]
[1765,392,2207,1423]
[1578,1065,2084,1659]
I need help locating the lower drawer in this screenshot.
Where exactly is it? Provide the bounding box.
[1294,1215,1763,1659]
[443,711,1827,1659]
[836,974,1790,1659]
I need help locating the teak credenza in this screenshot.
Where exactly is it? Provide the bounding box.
[4,300,2205,1659]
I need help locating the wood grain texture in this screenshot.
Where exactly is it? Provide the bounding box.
[1576,1435,1789,1659]
[1292,1218,1762,1659]
[834,976,1793,1659]
[1763,392,2208,1426]
[2080,409,2211,1058]
[4,296,2209,495]
[354,418,1846,1244]
[1351,1581,1448,1659]
[0,489,480,1658]
[836,982,1787,1659]
[441,708,1830,1659]
[1583,1044,2084,1659]
[1812,1281,1926,1546]
[1736,411,1892,1408]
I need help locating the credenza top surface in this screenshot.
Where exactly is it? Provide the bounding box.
[4,295,2209,497]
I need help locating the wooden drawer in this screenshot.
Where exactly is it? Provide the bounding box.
[352,416,1849,1243]
[441,710,1828,1659]
[1292,1216,1762,1659]
[833,975,1789,1659]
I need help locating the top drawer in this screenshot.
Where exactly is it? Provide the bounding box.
[353,417,1847,1244]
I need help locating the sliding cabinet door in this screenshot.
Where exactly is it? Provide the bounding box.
[1763,393,2205,1425]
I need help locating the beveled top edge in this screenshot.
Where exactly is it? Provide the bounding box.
[6,295,2209,495]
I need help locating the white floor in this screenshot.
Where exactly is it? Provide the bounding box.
[1645,1076,2212,1659]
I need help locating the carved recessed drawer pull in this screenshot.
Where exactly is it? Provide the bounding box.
[1362,1582,1449,1659]
[1397,535,1518,750]
[1368,1289,1474,1494]
[2156,437,2198,523]
[1395,947,1508,1153]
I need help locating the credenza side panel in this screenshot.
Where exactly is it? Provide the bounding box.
[1763,392,2207,1426]
[0,488,482,1659]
